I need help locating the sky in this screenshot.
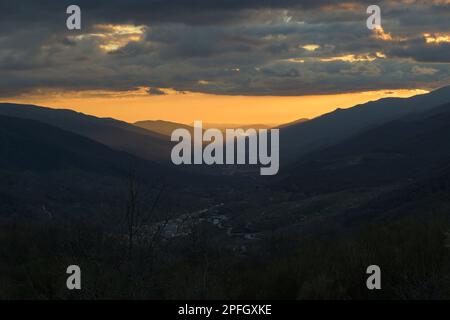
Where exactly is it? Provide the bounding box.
[0,0,449,125]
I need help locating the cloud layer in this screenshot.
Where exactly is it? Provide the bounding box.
[0,0,449,97]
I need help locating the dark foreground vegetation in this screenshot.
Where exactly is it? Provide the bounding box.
[2,182,450,299]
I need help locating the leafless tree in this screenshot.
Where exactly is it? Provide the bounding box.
[124,169,169,262]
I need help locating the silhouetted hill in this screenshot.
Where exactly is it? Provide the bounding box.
[0,114,161,174]
[279,118,309,128]
[0,114,169,217]
[0,103,172,163]
[280,86,450,164]
[0,114,250,217]
[134,120,274,137]
[203,123,272,130]
[337,160,450,227]
[280,101,450,192]
[135,120,194,136]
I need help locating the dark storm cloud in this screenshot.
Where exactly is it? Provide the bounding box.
[0,0,375,26]
[147,87,167,95]
[390,41,450,63]
[0,0,448,96]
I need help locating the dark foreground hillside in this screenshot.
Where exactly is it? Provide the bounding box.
[2,172,450,299]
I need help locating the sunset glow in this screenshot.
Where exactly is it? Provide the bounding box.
[424,33,450,44]
[4,88,428,125]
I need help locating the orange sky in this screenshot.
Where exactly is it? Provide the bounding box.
[4,87,428,126]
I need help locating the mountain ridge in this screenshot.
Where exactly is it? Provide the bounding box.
[280,86,450,164]
[0,103,172,163]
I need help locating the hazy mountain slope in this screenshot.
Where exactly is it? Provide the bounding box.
[202,123,272,130]
[0,114,168,217]
[134,120,273,137]
[279,101,450,192]
[0,115,162,174]
[135,120,194,136]
[0,103,172,163]
[337,160,450,228]
[280,86,450,164]
[0,114,251,217]
[278,118,309,128]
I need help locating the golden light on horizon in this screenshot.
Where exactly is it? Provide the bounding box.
[424,33,450,44]
[4,87,428,126]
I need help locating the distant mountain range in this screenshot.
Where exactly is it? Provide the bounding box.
[0,103,172,163]
[0,113,169,216]
[1,86,450,168]
[279,86,450,164]
[134,119,274,137]
[135,120,196,137]
[279,96,450,192]
[202,123,273,130]
[1,86,450,173]
[0,114,160,174]
[278,118,309,128]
